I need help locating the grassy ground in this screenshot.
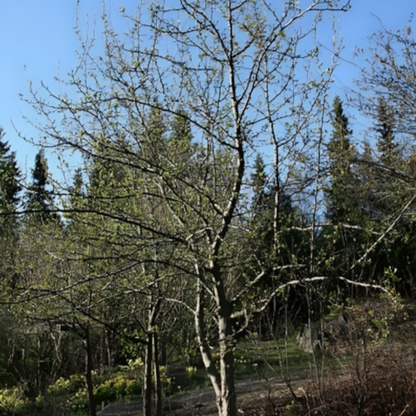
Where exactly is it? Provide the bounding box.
[161,299,416,414]
[15,299,416,415]
[165,333,314,395]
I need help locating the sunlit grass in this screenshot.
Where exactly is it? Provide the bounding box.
[233,334,352,381]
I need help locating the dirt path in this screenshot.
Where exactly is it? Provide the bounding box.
[98,373,306,416]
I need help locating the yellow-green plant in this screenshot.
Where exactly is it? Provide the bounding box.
[0,388,27,416]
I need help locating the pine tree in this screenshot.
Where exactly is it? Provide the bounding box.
[375,96,398,165]
[144,103,168,164]
[64,167,85,224]
[25,149,57,224]
[323,97,380,294]
[249,154,299,266]
[326,96,356,223]
[250,154,268,213]
[328,96,353,175]
[0,127,21,232]
[0,127,21,290]
[168,109,194,164]
[249,154,273,262]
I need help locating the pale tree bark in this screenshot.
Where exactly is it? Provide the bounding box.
[143,328,153,416]
[84,327,96,416]
[20,2,352,416]
[153,332,162,416]
[194,275,236,416]
[143,286,162,416]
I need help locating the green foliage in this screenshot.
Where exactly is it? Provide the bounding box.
[93,376,141,404]
[329,96,353,157]
[283,401,305,416]
[66,387,88,414]
[45,370,143,414]
[9,3,416,414]
[375,96,398,165]
[0,388,27,416]
[25,149,58,224]
[47,374,86,397]
[250,154,268,209]
[185,365,197,379]
[0,129,21,208]
[326,95,357,222]
[0,127,21,236]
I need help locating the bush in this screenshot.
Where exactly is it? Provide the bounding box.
[94,376,142,405]
[43,368,142,414]
[47,374,85,397]
[280,298,416,415]
[0,388,27,416]
[67,388,88,414]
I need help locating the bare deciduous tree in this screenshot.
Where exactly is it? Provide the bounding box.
[21,1,351,415]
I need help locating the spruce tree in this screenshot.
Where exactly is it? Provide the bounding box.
[169,109,194,164]
[326,96,355,223]
[249,154,299,266]
[250,154,268,213]
[323,96,365,292]
[144,103,168,164]
[328,96,353,174]
[0,127,21,290]
[170,110,192,144]
[0,127,21,233]
[249,154,272,261]
[65,167,85,224]
[25,149,57,224]
[375,96,398,165]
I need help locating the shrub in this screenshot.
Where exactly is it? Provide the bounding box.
[47,374,85,397]
[67,388,88,414]
[93,375,142,405]
[0,388,27,416]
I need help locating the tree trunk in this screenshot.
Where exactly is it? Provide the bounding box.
[143,333,153,416]
[217,313,237,416]
[195,279,221,397]
[154,332,163,416]
[195,276,237,416]
[85,328,96,416]
[105,329,112,367]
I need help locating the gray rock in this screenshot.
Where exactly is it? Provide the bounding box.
[296,322,321,353]
[296,314,348,353]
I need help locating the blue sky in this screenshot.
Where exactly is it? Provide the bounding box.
[0,0,415,179]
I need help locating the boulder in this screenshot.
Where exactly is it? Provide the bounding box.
[296,322,321,353]
[296,314,348,353]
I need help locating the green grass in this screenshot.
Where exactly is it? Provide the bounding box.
[232,334,352,382]
[234,337,311,379]
[164,332,353,393]
[21,334,355,414]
